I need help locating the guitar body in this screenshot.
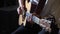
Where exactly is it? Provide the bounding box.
[18,0,31,26]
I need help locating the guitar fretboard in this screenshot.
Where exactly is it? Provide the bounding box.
[26,12,51,25]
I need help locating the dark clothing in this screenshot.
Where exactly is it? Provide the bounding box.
[11,22,42,34]
[30,0,46,14]
[11,26,25,34]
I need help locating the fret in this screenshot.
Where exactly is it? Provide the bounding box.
[26,12,51,27]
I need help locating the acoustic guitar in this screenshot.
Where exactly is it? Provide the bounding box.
[18,0,51,29]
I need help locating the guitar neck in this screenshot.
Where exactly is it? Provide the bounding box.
[26,12,51,25]
[26,12,40,24]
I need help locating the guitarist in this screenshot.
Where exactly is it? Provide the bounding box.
[11,0,51,34]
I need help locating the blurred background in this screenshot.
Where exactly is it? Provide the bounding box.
[0,0,60,34]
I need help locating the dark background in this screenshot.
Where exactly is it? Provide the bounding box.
[0,0,19,34]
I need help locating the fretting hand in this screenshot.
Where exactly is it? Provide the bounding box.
[39,19,51,32]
